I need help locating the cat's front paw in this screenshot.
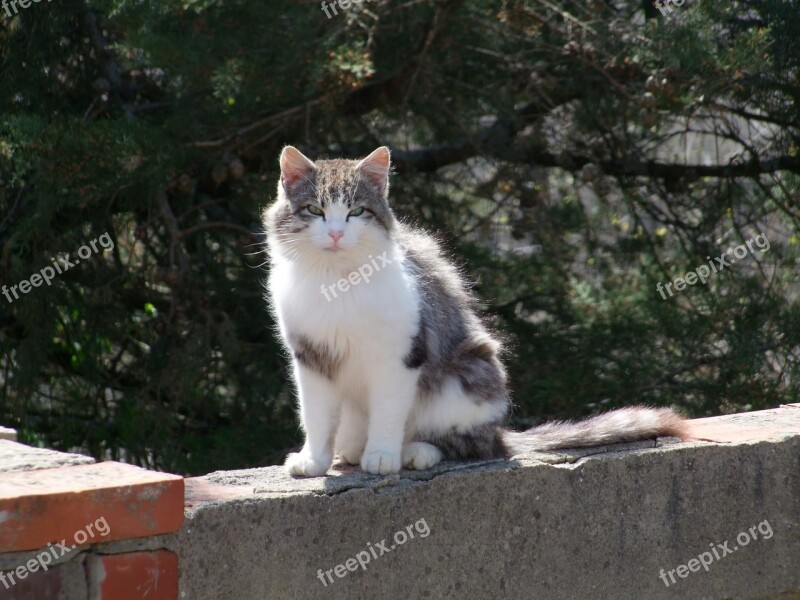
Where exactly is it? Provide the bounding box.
[337,446,364,465]
[402,442,442,470]
[285,452,330,478]
[361,450,401,475]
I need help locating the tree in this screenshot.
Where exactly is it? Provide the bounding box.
[1,0,798,475]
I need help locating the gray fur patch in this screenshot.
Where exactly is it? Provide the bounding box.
[420,423,508,460]
[289,334,341,381]
[398,226,509,409]
[403,323,428,369]
[442,334,506,402]
[263,199,313,237]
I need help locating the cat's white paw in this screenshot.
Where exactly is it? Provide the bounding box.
[338,446,364,465]
[402,442,443,470]
[285,452,330,478]
[361,450,401,475]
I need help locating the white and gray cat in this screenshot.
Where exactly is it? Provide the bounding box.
[264,146,687,477]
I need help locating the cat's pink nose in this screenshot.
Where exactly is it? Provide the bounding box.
[328,230,344,244]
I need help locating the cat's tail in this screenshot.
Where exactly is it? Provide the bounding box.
[503,406,687,455]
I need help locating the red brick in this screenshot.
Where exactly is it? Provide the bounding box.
[0,462,184,552]
[0,562,65,600]
[88,551,178,600]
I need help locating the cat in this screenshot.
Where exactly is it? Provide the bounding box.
[263,145,687,477]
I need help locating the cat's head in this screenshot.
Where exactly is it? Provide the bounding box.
[268,146,395,260]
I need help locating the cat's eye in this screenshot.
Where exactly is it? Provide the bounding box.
[348,207,365,218]
[306,205,324,217]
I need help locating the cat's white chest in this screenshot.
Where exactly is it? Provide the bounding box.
[270,258,419,357]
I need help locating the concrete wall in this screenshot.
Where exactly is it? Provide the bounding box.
[177,406,800,600]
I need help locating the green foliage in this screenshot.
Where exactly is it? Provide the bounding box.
[1,0,799,475]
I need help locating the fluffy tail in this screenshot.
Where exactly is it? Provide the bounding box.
[503,406,687,455]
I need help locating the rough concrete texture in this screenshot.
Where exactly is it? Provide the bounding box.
[0,440,94,473]
[176,407,800,600]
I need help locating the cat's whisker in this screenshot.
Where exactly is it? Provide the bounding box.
[248,260,270,269]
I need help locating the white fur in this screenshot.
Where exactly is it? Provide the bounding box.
[402,442,443,470]
[409,378,508,437]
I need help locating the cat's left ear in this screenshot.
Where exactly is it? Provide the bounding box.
[280,146,316,188]
[357,147,391,194]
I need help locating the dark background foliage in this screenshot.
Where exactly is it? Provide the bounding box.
[1,0,798,475]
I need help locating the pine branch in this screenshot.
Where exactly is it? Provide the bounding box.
[192,0,467,151]
[389,111,800,179]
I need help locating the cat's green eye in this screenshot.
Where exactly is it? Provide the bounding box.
[348,207,365,218]
[306,205,324,217]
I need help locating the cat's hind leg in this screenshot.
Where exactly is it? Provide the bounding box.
[408,378,509,463]
[402,442,443,470]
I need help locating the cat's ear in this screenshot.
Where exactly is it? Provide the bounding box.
[279,146,316,187]
[356,146,391,193]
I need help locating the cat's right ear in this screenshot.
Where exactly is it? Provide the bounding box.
[279,146,316,188]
